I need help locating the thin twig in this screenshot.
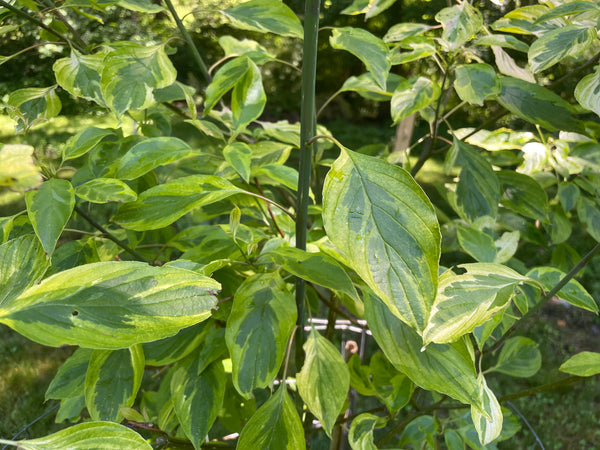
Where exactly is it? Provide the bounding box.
[254,178,285,237]
[506,401,546,449]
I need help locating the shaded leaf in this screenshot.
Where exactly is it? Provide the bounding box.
[383,23,432,43]
[471,373,502,445]
[75,178,137,203]
[46,349,92,400]
[498,170,548,221]
[488,337,541,377]
[575,66,600,118]
[6,86,61,131]
[454,64,500,106]
[474,34,529,52]
[577,196,600,241]
[348,413,384,450]
[62,127,118,161]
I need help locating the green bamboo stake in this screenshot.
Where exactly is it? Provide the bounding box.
[295,0,321,392]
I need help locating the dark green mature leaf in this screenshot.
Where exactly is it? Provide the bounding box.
[0,235,48,307]
[498,170,548,221]
[423,264,531,345]
[224,142,252,182]
[85,345,144,421]
[559,351,600,376]
[528,25,594,73]
[496,77,585,133]
[225,272,296,397]
[454,64,500,106]
[323,146,440,332]
[143,323,205,366]
[575,66,600,117]
[488,337,541,377]
[46,348,92,400]
[456,226,497,263]
[577,196,600,241]
[101,43,176,116]
[232,59,266,134]
[348,413,384,450]
[265,246,359,302]
[4,422,152,449]
[75,178,137,203]
[171,358,225,449]
[222,0,303,38]
[204,57,249,113]
[391,76,440,124]
[364,292,483,409]
[398,416,437,447]
[297,329,350,437]
[237,387,305,450]
[6,86,61,131]
[62,127,118,161]
[558,182,580,212]
[435,2,483,50]
[527,266,598,313]
[116,137,196,180]
[53,50,106,104]
[0,261,220,348]
[26,179,75,256]
[330,27,391,91]
[113,175,244,231]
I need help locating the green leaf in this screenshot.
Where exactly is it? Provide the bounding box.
[4,422,152,449]
[535,1,600,23]
[0,235,48,307]
[46,348,92,400]
[62,127,118,162]
[154,81,197,119]
[75,178,137,203]
[577,196,600,241]
[237,387,305,450]
[451,138,500,222]
[471,373,503,445]
[528,25,595,73]
[0,144,42,192]
[253,164,299,190]
[330,27,391,91]
[204,57,250,113]
[53,49,106,104]
[6,86,61,131]
[492,46,535,83]
[454,127,534,151]
[497,77,585,133]
[322,146,440,332]
[118,0,164,13]
[232,60,266,134]
[423,264,531,345]
[383,23,432,43]
[0,261,220,349]
[547,204,572,244]
[196,326,227,374]
[492,5,557,35]
[498,170,548,221]
[474,34,529,53]
[222,0,303,38]
[364,292,482,409]
[457,226,497,263]
[218,35,275,65]
[488,337,541,377]
[26,179,75,256]
[265,246,360,302]
[348,413,384,450]
[225,272,296,397]
[576,67,600,118]
[399,415,437,448]
[85,345,144,421]
[341,0,398,19]
[559,351,600,376]
[390,37,436,66]
[171,358,225,449]
[527,266,598,313]
[391,76,439,124]
[435,2,483,50]
[143,323,205,366]
[101,43,177,117]
[297,328,350,437]
[224,142,252,183]
[454,64,500,106]
[340,73,405,101]
[116,137,196,180]
[558,182,580,212]
[113,175,244,231]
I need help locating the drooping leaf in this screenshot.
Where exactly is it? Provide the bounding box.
[101,43,177,116]
[330,27,391,91]
[116,137,196,180]
[85,345,144,421]
[296,328,350,437]
[265,246,359,302]
[322,145,440,332]
[577,196,600,241]
[53,49,106,104]
[575,66,600,118]
[0,144,42,192]
[492,46,535,82]
[232,60,266,134]
[348,413,384,450]
[225,272,296,397]
[75,178,137,203]
[454,63,500,106]
[498,170,548,221]
[223,142,253,183]
[6,86,61,131]
[0,235,48,307]
[528,25,595,73]
[526,266,598,313]
[237,387,305,450]
[494,231,520,264]
[113,175,244,231]
[423,264,531,345]
[471,373,503,445]
[154,81,197,119]
[222,0,303,38]
[62,127,118,161]
[204,57,250,113]
[4,422,152,450]
[26,179,75,256]
[46,348,92,400]
[171,358,225,449]
[488,337,541,377]
[0,261,220,349]
[435,2,483,50]
[559,351,600,377]
[364,292,483,409]
[391,76,440,124]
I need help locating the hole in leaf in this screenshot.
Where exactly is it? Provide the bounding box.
[72,310,79,316]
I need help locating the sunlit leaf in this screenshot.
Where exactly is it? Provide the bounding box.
[53,49,106,104]
[232,60,266,134]
[6,86,61,131]
[383,22,432,43]
[118,0,164,13]
[75,178,137,203]
[62,127,118,161]
[454,63,500,106]
[0,144,42,192]
[559,351,600,376]
[528,25,594,73]
[204,56,249,113]
[435,2,483,50]
[348,413,384,450]
[474,34,529,52]
[222,0,303,38]
[391,76,440,124]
